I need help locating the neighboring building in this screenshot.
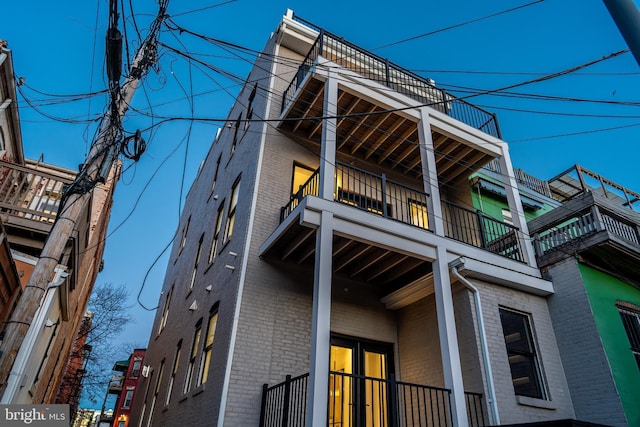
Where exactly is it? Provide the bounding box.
[56,311,94,421]
[99,349,147,427]
[73,408,101,427]
[0,40,120,405]
[528,165,640,427]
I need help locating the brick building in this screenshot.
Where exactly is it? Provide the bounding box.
[129,10,588,427]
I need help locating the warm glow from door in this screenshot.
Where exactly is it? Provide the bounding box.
[364,351,387,427]
[409,200,429,229]
[330,345,353,427]
[292,165,314,195]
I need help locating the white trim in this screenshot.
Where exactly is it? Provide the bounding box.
[216,38,279,427]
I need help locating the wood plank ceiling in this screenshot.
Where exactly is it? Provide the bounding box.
[279,77,495,186]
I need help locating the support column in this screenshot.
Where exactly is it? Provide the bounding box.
[306,211,334,427]
[319,71,338,200]
[497,144,537,266]
[433,246,467,427]
[417,108,444,235]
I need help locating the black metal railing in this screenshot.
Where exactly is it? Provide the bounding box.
[442,200,524,262]
[280,163,430,232]
[281,28,500,138]
[281,170,320,222]
[261,372,485,427]
[260,373,309,427]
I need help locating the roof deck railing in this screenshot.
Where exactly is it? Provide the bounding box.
[282,17,501,139]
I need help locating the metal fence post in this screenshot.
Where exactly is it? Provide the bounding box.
[476,210,488,248]
[282,375,292,427]
[260,383,269,427]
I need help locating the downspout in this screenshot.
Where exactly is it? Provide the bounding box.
[450,259,500,425]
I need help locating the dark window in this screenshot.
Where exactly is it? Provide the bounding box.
[180,217,191,250]
[245,84,257,131]
[184,320,202,394]
[211,154,222,193]
[231,115,241,157]
[617,303,640,371]
[209,204,225,262]
[189,234,204,290]
[166,340,181,405]
[131,358,142,378]
[499,308,546,399]
[223,177,241,242]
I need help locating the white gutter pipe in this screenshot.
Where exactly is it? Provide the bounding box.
[450,258,500,425]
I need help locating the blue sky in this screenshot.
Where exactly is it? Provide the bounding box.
[2,0,639,404]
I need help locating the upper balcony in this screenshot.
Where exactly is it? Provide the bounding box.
[278,16,503,189]
[0,159,73,251]
[528,190,640,285]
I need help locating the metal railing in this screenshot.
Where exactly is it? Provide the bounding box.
[442,200,524,262]
[261,372,485,427]
[280,163,430,232]
[281,28,500,138]
[260,373,309,427]
[0,160,72,223]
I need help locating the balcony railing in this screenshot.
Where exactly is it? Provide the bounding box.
[483,159,552,199]
[280,163,523,261]
[442,200,524,262]
[0,160,72,223]
[260,372,485,427]
[533,204,640,257]
[281,27,500,139]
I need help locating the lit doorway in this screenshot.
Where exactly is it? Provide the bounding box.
[329,336,394,427]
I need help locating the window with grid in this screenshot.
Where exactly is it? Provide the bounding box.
[499,307,546,399]
[123,388,134,409]
[209,205,225,263]
[131,358,142,378]
[158,286,173,335]
[211,154,222,194]
[617,303,640,370]
[180,217,191,250]
[245,84,257,131]
[184,320,202,394]
[189,234,204,290]
[197,304,219,386]
[223,177,240,242]
[166,340,181,405]
[230,115,241,157]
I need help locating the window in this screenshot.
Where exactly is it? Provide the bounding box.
[180,217,191,250]
[291,163,315,196]
[211,154,222,194]
[617,303,640,370]
[245,84,257,131]
[131,357,142,378]
[118,421,125,427]
[502,208,514,225]
[146,360,164,427]
[197,305,219,386]
[499,308,546,399]
[184,320,202,394]
[230,115,241,157]
[158,286,173,335]
[189,234,204,290]
[123,388,134,409]
[223,177,240,242]
[209,205,225,262]
[166,340,182,405]
[408,199,429,229]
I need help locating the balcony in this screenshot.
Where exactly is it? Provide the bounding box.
[282,22,500,139]
[278,19,501,189]
[107,375,124,393]
[260,373,485,427]
[279,162,523,266]
[0,160,73,244]
[528,191,640,285]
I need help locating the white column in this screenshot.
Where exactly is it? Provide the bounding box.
[497,143,536,266]
[319,71,337,200]
[433,246,467,427]
[417,108,444,235]
[306,211,333,427]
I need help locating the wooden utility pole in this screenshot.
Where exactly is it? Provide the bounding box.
[0,8,164,396]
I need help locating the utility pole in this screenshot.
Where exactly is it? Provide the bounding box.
[603,0,640,67]
[0,4,166,396]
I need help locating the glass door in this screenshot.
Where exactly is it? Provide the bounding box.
[329,336,394,427]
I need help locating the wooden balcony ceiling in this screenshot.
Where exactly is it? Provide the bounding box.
[279,77,495,184]
[262,219,430,292]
